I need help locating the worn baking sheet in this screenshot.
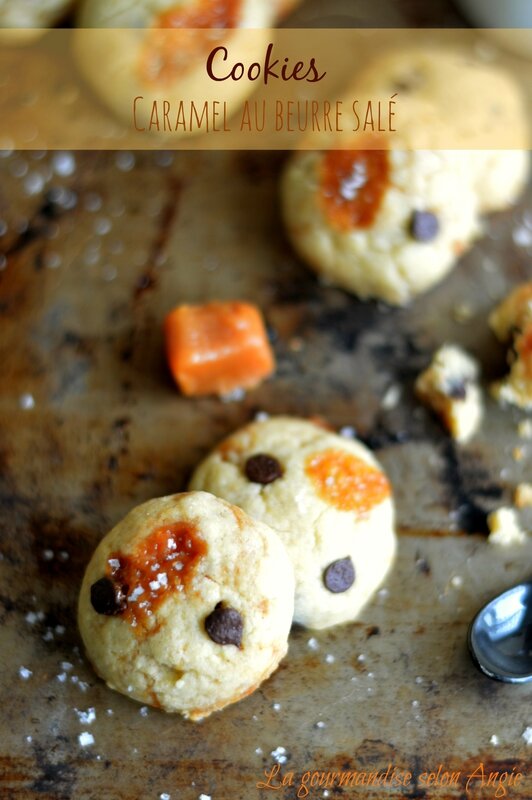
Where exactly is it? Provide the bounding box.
[1,3,532,797]
[0,144,531,799]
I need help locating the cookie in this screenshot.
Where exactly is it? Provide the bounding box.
[0,0,74,41]
[75,0,274,129]
[348,47,529,212]
[78,491,294,719]
[415,344,483,443]
[190,416,396,630]
[281,148,479,305]
[489,281,532,410]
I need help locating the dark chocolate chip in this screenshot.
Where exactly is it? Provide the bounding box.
[323,557,355,594]
[90,577,127,616]
[409,210,439,242]
[446,378,468,400]
[205,602,243,647]
[244,453,283,485]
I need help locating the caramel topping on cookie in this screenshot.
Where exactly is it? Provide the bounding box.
[320,150,390,231]
[305,448,390,514]
[106,523,207,629]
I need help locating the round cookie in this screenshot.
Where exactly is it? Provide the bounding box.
[281,148,480,306]
[74,0,274,130]
[347,47,529,212]
[190,416,396,630]
[0,0,74,42]
[78,491,294,719]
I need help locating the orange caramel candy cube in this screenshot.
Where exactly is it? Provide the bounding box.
[164,301,275,397]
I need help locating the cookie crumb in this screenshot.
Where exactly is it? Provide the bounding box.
[518,420,532,439]
[488,507,528,546]
[515,484,532,509]
[271,746,288,764]
[18,666,32,680]
[415,344,482,442]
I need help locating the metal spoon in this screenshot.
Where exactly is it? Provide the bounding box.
[468,580,532,684]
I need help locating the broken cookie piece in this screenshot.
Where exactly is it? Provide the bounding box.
[415,344,483,443]
[487,507,528,546]
[489,281,532,411]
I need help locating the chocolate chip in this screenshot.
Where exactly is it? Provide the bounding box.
[205,602,243,647]
[323,557,355,594]
[244,453,283,485]
[90,577,127,616]
[409,210,439,242]
[446,378,468,400]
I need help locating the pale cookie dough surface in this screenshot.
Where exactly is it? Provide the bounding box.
[78,491,294,719]
[348,47,529,212]
[190,417,396,630]
[75,0,273,128]
[281,149,479,306]
[415,344,483,443]
[0,0,73,28]
[489,282,532,411]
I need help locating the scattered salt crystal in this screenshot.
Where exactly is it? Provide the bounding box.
[19,393,35,410]
[129,586,145,602]
[415,676,424,685]
[139,706,149,717]
[56,673,67,683]
[490,735,499,746]
[160,794,171,800]
[315,721,326,729]
[324,654,335,664]
[157,573,168,587]
[107,709,114,716]
[115,152,135,172]
[522,727,532,745]
[198,795,211,800]
[255,747,263,755]
[339,426,356,439]
[75,708,96,725]
[367,672,375,679]
[94,217,112,236]
[377,588,389,600]
[412,700,419,708]
[42,549,54,561]
[271,746,287,765]
[513,225,532,248]
[55,625,65,635]
[42,630,54,642]
[25,735,32,743]
[450,576,463,588]
[24,173,45,196]
[272,703,281,712]
[307,637,319,651]
[53,152,76,177]
[77,681,89,693]
[221,388,246,403]
[25,611,43,625]
[254,411,270,422]
[357,654,366,663]
[78,732,94,748]
[61,661,73,672]
[323,792,330,798]
[19,666,32,680]
[84,192,102,213]
[102,265,117,282]
[45,252,62,270]
[149,580,161,591]
[381,384,401,410]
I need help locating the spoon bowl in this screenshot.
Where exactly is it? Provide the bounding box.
[468,580,532,684]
